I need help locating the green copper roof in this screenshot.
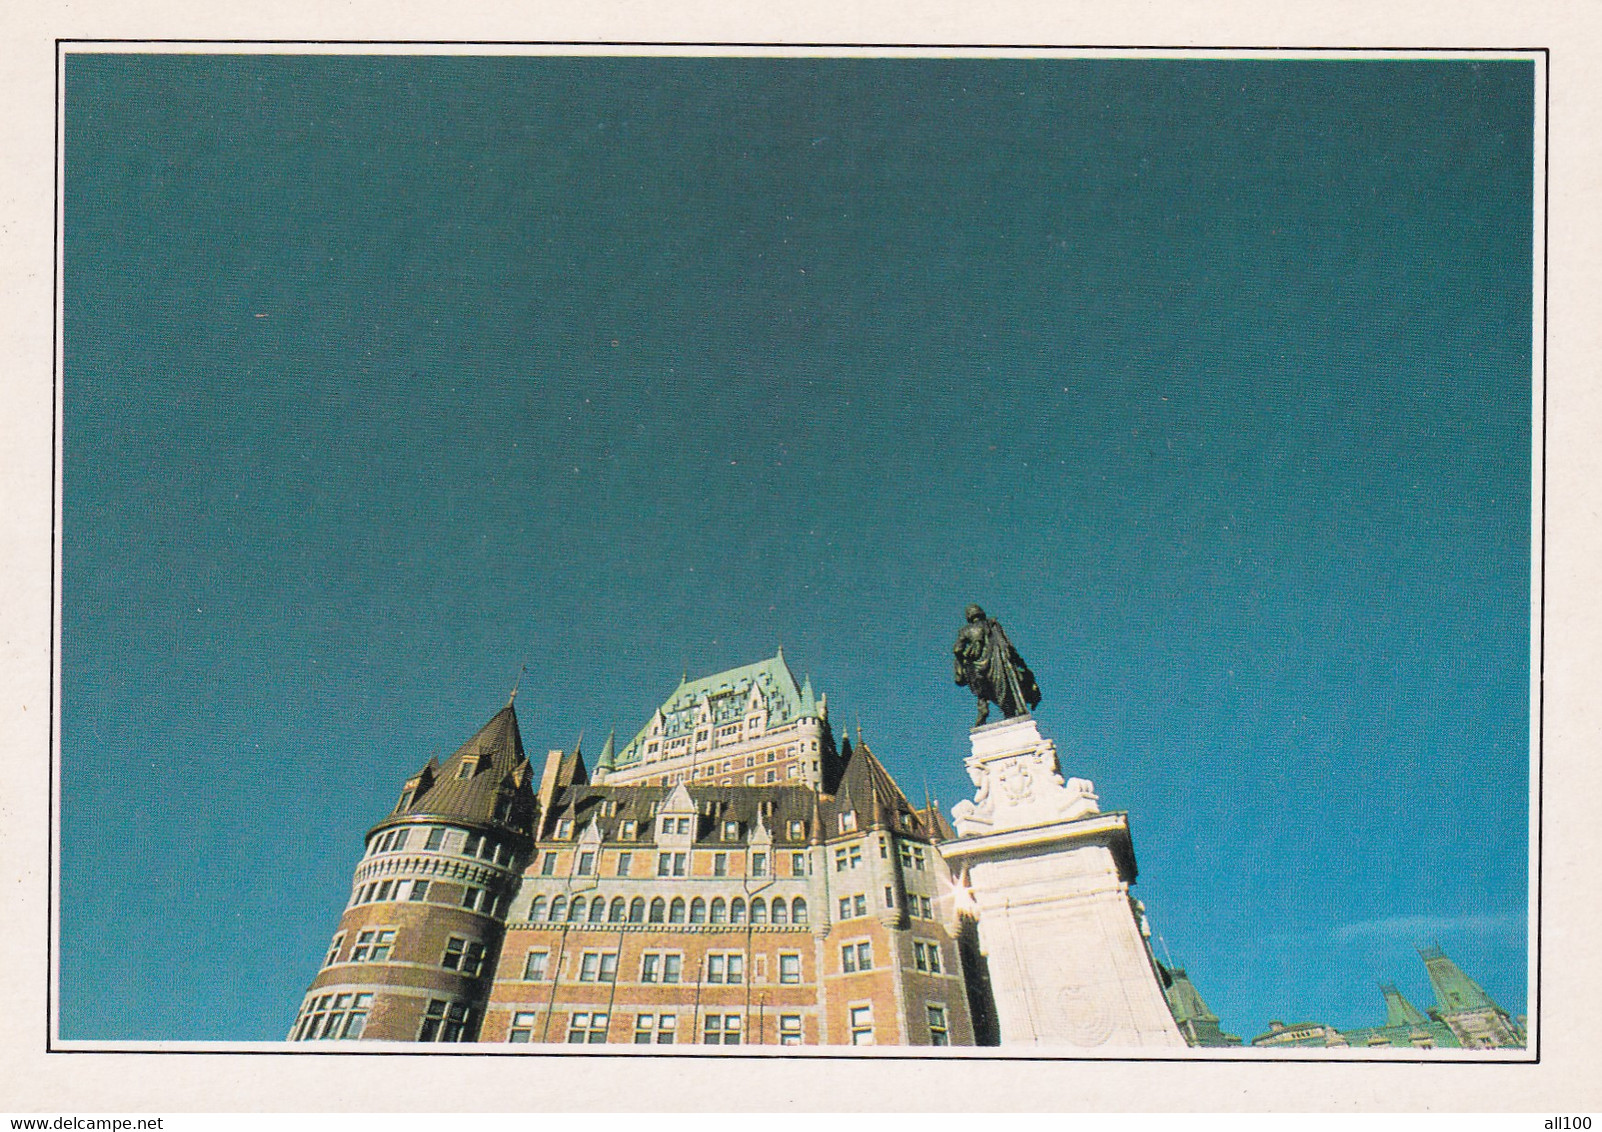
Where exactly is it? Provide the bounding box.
[614,649,817,767]
[1381,983,1430,1027]
[1421,946,1499,1015]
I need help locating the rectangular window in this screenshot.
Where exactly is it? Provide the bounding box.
[578,850,596,876]
[463,832,482,856]
[702,1014,742,1045]
[440,937,484,975]
[508,1011,538,1042]
[641,953,659,983]
[621,819,638,840]
[708,954,725,983]
[457,759,476,779]
[714,852,728,877]
[788,819,806,839]
[616,851,632,876]
[655,851,688,877]
[920,895,933,919]
[633,1014,677,1044]
[351,929,395,963]
[567,1012,609,1044]
[778,1014,803,1046]
[555,819,573,839]
[677,817,692,835]
[425,827,445,850]
[375,880,394,901]
[540,853,557,876]
[391,829,409,851]
[779,953,801,984]
[408,880,431,902]
[324,934,345,967]
[722,820,739,841]
[850,846,862,868]
[839,811,858,833]
[663,954,682,984]
[854,894,867,918]
[885,886,895,908]
[850,1005,874,1046]
[927,1004,950,1045]
[574,951,618,983]
[341,992,372,1039]
[461,886,484,912]
[835,849,847,872]
[841,943,856,974]
[495,842,512,866]
[523,951,548,980]
[419,999,471,1042]
[751,852,767,877]
[792,853,807,876]
[842,941,871,973]
[839,896,852,919]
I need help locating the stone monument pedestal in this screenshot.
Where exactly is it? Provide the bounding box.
[941,716,1185,1050]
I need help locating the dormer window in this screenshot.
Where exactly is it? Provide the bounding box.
[396,789,415,812]
[621,819,638,840]
[839,811,858,834]
[556,818,574,839]
[721,820,740,842]
[788,819,806,840]
[457,759,477,779]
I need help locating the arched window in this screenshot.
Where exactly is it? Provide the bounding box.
[588,896,606,922]
[567,897,585,922]
[648,897,666,924]
[689,897,707,924]
[710,897,727,924]
[731,897,746,925]
[751,897,768,924]
[629,897,646,923]
[792,897,808,925]
[609,897,626,923]
[530,896,548,922]
[771,898,788,925]
[549,896,567,922]
[669,897,687,925]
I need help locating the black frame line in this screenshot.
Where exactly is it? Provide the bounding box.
[46,38,1549,1065]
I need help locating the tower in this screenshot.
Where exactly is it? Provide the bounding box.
[288,701,537,1042]
[1420,945,1526,1049]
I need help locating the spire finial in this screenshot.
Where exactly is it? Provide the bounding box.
[508,663,527,706]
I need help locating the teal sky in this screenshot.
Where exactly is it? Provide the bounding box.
[60,54,1534,1044]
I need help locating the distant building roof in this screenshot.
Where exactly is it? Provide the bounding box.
[614,648,818,768]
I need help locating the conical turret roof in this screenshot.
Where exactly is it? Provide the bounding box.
[390,703,535,836]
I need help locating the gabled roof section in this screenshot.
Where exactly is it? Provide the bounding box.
[387,703,536,838]
[614,649,816,767]
[823,740,930,838]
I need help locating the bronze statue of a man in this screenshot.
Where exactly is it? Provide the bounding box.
[953,603,1042,727]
